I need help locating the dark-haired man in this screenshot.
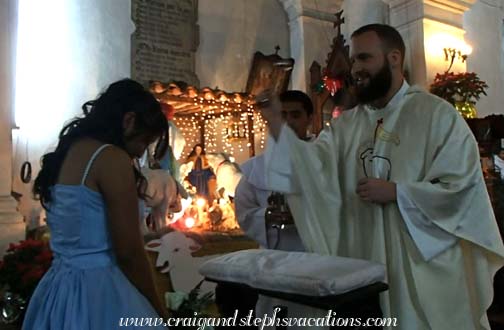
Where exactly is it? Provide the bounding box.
[235,90,325,329]
[236,90,315,251]
[259,24,504,329]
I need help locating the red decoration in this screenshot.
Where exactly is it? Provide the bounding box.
[332,106,343,119]
[429,71,488,106]
[161,103,175,121]
[323,76,344,96]
[0,239,53,300]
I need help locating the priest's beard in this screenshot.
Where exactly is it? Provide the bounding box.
[355,60,392,105]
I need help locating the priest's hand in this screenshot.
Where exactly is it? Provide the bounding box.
[356,178,397,204]
[255,89,283,141]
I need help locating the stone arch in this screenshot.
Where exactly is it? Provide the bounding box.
[276,0,390,90]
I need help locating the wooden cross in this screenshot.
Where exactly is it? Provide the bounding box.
[333,10,345,36]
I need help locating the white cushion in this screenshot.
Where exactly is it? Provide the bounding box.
[199,249,386,297]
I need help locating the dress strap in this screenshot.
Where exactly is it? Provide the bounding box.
[81,144,112,185]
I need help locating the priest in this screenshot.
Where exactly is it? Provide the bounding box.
[259,24,504,329]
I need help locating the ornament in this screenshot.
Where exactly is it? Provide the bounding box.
[314,81,325,93]
[323,76,344,96]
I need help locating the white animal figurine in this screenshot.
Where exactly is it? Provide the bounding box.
[205,153,242,201]
[142,168,181,231]
[178,161,194,186]
[145,231,215,293]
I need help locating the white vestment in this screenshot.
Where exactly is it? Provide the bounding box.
[265,84,504,329]
[236,154,305,251]
[494,154,504,180]
[236,141,325,330]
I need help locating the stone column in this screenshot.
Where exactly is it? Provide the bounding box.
[387,0,477,86]
[278,0,344,92]
[0,0,25,256]
[342,0,390,37]
[464,0,504,117]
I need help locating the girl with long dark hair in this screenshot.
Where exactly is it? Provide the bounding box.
[24,79,170,329]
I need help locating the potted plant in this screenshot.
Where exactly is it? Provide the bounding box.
[429,71,488,118]
[0,239,52,325]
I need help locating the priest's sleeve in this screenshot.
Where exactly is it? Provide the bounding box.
[397,101,504,259]
[235,176,268,248]
[264,124,342,254]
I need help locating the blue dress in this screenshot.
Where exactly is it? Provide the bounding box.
[23,145,167,329]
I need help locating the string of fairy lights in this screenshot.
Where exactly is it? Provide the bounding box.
[254,112,267,150]
[171,97,267,160]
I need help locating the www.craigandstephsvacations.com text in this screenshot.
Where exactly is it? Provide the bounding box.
[118,309,398,328]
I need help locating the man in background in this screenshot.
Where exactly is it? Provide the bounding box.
[235,90,324,330]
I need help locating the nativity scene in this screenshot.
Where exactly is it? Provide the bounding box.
[1,0,504,329]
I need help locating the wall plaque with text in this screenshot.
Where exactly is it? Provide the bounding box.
[131,0,199,86]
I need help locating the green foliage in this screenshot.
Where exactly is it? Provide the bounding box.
[430,71,488,106]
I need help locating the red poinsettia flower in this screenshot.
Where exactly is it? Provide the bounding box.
[320,75,345,96]
[7,242,18,252]
[430,71,488,106]
[16,263,31,273]
[0,239,53,300]
[21,267,45,286]
[34,250,53,265]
